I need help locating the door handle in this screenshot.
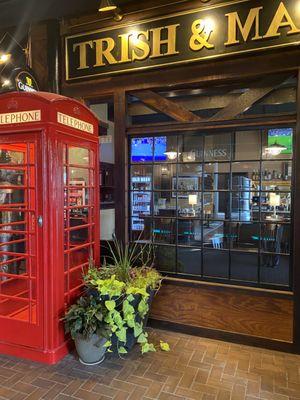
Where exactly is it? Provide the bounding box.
[37,215,43,227]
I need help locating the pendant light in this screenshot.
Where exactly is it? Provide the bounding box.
[265,141,287,156]
[98,0,117,12]
[98,0,123,21]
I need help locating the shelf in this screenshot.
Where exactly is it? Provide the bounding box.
[252,180,291,186]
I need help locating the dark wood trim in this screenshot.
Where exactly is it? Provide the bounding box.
[127,113,297,135]
[210,74,292,121]
[47,19,61,94]
[148,319,297,354]
[62,49,300,98]
[113,89,128,243]
[61,0,220,36]
[132,90,202,122]
[293,69,300,351]
[163,277,293,300]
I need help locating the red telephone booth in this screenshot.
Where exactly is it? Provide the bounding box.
[0,92,100,364]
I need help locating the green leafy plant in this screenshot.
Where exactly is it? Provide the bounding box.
[83,238,169,357]
[64,295,110,341]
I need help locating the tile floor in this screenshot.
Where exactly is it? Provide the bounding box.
[1,329,300,400]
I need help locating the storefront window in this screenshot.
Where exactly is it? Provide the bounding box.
[129,128,293,289]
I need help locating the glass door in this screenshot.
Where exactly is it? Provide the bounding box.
[0,135,43,348]
[63,144,97,305]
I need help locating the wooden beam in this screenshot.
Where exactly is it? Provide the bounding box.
[128,87,296,116]
[132,90,202,122]
[293,68,300,350]
[210,74,292,121]
[114,89,128,243]
[126,113,297,135]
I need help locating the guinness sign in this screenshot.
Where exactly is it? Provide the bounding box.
[65,0,300,81]
[15,71,39,93]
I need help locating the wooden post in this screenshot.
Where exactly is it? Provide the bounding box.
[293,69,300,352]
[47,19,61,93]
[114,89,128,243]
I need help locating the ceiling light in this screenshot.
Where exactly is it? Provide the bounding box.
[2,79,11,87]
[265,142,287,156]
[98,0,117,12]
[0,53,11,64]
[164,151,180,160]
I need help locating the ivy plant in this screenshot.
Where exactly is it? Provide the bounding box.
[85,274,152,355]
[63,295,110,341]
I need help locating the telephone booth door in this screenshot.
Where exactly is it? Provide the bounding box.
[0,133,43,349]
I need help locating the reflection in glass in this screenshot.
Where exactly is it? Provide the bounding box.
[131,165,152,191]
[203,192,230,220]
[153,218,176,244]
[154,192,176,217]
[261,223,290,254]
[154,164,176,190]
[69,168,89,186]
[231,251,258,282]
[175,192,201,218]
[0,149,25,164]
[234,131,261,160]
[154,245,176,273]
[69,226,89,245]
[178,247,202,275]
[260,254,289,286]
[69,267,85,290]
[232,222,259,251]
[260,161,292,192]
[260,192,291,222]
[131,218,152,242]
[203,221,231,249]
[161,136,178,162]
[179,135,203,162]
[204,163,230,190]
[68,147,89,166]
[129,128,293,289]
[131,137,153,163]
[262,128,293,160]
[204,133,231,161]
[203,249,229,278]
[178,219,202,246]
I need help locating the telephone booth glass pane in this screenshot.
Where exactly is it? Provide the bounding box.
[63,145,96,303]
[0,144,37,324]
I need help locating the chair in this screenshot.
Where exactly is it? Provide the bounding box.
[211,235,224,249]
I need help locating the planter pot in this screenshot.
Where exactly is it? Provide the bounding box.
[112,289,156,352]
[74,334,107,365]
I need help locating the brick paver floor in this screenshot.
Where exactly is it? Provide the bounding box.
[1,329,300,400]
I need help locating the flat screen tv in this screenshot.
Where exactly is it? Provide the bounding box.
[131,137,167,162]
[268,128,293,154]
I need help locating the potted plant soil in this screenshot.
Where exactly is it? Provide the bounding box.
[63,295,110,365]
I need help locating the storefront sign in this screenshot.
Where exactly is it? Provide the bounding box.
[57,112,94,134]
[0,110,41,125]
[15,71,39,92]
[65,0,300,81]
[99,135,112,143]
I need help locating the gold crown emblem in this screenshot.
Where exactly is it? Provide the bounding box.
[25,76,32,86]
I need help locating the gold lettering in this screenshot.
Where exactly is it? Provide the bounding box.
[73,41,93,69]
[119,33,131,63]
[189,19,215,51]
[93,38,118,66]
[225,7,263,46]
[132,31,151,61]
[150,24,180,58]
[264,2,300,38]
